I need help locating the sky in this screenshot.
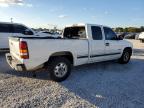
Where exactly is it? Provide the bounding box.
[0,0,144,29]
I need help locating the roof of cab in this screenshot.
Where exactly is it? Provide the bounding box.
[65,23,86,27]
[65,23,109,28]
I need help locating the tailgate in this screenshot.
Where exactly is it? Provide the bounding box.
[9,37,21,61]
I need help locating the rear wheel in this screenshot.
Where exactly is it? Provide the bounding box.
[118,49,131,64]
[47,57,71,82]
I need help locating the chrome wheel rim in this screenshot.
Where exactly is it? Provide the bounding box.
[54,62,68,78]
[124,52,129,62]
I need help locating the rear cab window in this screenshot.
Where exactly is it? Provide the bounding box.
[63,26,86,39]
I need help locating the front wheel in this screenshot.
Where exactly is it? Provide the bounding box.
[47,57,71,82]
[118,49,131,64]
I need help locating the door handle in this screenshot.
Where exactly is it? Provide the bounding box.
[105,43,110,46]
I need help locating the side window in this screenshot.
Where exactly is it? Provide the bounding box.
[13,25,33,35]
[0,24,13,33]
[91,26,103,40]
[13,25,27,34]
[104,27,117,40]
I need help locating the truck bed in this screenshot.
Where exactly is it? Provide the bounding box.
[9,36,89,71]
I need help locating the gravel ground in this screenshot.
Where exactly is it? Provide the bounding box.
[0,40,144,108]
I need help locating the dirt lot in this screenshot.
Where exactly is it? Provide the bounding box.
[0,40,144,108]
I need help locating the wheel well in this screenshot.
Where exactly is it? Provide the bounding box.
[124,47,132,56]
[47,52,74,65]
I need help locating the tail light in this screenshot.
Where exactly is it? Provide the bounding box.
[19,41,29,59]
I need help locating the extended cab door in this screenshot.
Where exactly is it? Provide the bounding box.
[89,26,105,63]
[103,27,122,60]
[0,24,13,49]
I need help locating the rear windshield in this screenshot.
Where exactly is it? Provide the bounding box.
[63,27,86,39]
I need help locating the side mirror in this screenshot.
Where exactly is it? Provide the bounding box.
[117,35,123,40]
[111,36,123,40]
[117,34,124,40]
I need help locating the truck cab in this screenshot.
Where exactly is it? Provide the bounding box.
[63,24,132,63]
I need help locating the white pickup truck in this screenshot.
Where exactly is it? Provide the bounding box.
[6,24,133,82]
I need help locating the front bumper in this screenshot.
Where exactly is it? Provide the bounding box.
[6,53,26,71]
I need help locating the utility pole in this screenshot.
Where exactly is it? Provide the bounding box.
[10,18,13,23]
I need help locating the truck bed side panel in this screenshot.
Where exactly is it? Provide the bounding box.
[22,39,89,70]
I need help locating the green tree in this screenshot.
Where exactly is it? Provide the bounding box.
[123,28,128,32]
[127,27,140,33]
[115,27,124,32]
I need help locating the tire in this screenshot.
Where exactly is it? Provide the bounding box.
[47,57,71,82]
[118,49,131,64]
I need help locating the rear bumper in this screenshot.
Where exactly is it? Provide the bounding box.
[6,53,26,71]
